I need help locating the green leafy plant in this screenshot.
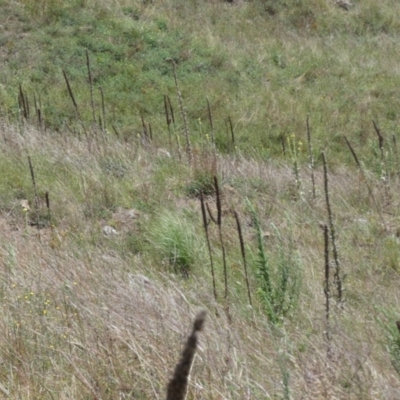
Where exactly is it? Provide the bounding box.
[248,201,301,324]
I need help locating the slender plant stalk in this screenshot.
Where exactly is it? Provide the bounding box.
[206,202,217,225]
[373,120,384,157]
[25,89,30,120]
[86,50,96,124]
[33,92,37,116]
[111,124,120,139]
[213,181,233,366]
[99,86,106,132]
[344,136,386,229]
[214,177,228,298]
[233,210,252,307]
[169,95,182,160]
[28,156,41,240]
[168,59,192,166]
[166,311,206,400]
[98,115,103,132]
[392,135,400,176]
[38,93,42,112]
[281,133,286,156]
[63,70,81,120]
[166,94,181,161]
[33,93,42,131]
[200,194,217,300]
[98,86,107,150]
[372,120,390,203]
[140,114,149,143]
[228,116,235,151]
[37,108,43,131]
[164,94,173,152]
[18,84,29,121]
[306,114,316,199]
[36,98,42,131]
[45,191,51,228]
[21,85,28,119]
[321,152,342,305]
[323,224,331,358]
[206,97,215,144]
[62,69,91,148]
[215,176,222,227]
[213,176,231,325]
[167,94,175,124]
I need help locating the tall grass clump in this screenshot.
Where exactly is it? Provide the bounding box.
[149,211,203,277]
[248,201,301,324]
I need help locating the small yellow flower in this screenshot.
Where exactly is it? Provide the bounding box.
[20,199,30,212]
[43,310,47,315]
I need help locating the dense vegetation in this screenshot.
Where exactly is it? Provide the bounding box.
[1,0,400,398]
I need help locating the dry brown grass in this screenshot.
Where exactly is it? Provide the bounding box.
[0,120,400,398]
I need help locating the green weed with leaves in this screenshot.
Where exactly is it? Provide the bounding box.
[248,201,301,324]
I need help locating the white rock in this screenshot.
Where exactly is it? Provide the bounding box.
[102,225,119,236]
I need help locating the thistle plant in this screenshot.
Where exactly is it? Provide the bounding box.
[247,201,301,324]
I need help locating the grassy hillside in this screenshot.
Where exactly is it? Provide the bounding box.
[2,0,400,161]
[1,0,400,398]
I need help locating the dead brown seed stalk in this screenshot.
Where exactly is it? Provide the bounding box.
[166,311,206,400]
